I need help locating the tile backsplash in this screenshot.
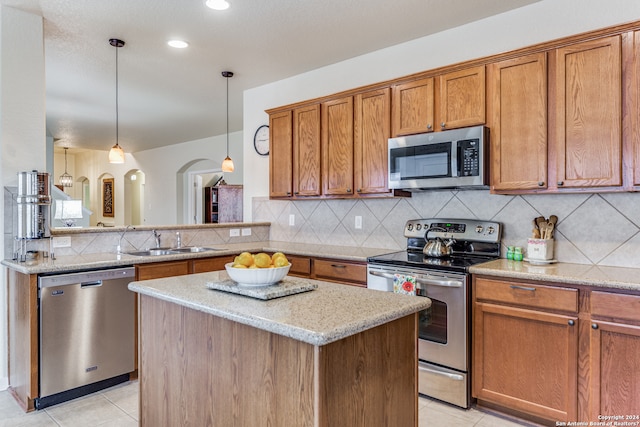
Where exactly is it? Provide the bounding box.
[253,191,640,269]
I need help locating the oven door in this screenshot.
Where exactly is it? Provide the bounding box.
[367,264,468,371]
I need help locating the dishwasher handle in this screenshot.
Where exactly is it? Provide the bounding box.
[81,280,103,288]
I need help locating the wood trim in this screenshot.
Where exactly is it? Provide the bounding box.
[590,290,640,322]
[266,19,640,115]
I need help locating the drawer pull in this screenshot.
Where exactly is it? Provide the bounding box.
[510,285,536,292]
[592,323,599,330]
[331,264,346,268]
[568,320,575,326]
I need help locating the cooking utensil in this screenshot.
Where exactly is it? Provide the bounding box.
[532,219,541,238]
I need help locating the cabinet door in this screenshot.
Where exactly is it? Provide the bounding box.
[391,77,434,136]
[293,104,322,196]
[437,65,485,130]
[554,35,622,188]
[488,53,548,191]
[590,320,640,419]
[354,88,391,195]
[473,302,578,422]
[634,31,640,186]
[322,96,354,195]
[269,111,293,197]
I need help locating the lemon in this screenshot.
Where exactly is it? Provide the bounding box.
[232,263,247,269]
[254,252,272,268]
[272,252,286,263]
[273,256,289,268]
[237,252,254,267]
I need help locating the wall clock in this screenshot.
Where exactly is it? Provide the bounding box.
[253,124,269,156]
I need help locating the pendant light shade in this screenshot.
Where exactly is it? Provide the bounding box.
[221,71,234,173]
[109,38,126,164]
[59,147,73,187]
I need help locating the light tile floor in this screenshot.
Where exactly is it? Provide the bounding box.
[0,381,540,426]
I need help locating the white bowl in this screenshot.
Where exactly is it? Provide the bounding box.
[225,262,291,287]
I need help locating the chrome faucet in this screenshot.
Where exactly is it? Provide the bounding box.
[117,225,135,254]
[153,229,162,248]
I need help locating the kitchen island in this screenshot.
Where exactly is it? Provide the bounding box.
[128,271,430,427]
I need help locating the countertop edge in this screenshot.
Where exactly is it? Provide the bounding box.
[128,278,430,346]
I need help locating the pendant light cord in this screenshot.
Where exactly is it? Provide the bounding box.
[115,42,119,147]
[226,73,229,156]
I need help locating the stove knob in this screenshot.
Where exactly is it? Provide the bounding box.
[475,225,484,233]
[416,224,422,231]
[487,226,495,234]
[407,223,414,231]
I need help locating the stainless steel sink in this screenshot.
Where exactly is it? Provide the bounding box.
[125,247,223,256]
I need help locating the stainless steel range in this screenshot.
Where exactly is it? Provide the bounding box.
[367,218,502,408]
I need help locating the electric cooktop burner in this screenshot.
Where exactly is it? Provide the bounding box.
[367,218,502,273]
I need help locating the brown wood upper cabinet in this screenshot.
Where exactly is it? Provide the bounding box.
[354,88,391,195]
[489,52,548,191]
[293,104,322,197]
[391,65,485,137]
[553,35,622,189]
[391,77,434,136]
[322,96,354,195]
[436,65,486,131]
[269,110,293,197]
[269,105,322,198]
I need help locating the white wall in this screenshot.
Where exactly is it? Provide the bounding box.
[71,131,242,226]
[242,0,640,220]
[0,5,46,391]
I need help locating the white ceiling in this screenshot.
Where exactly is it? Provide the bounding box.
[1,0,537,153]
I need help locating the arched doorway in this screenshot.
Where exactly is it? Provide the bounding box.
[125,169,145,225]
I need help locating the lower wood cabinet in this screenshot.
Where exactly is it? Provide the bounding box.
[589,291,640,419]
[191,255,235,274]
[473,276,640,425]
[473,278,578,422]
[135,260,191,281]
[313,258,367,287]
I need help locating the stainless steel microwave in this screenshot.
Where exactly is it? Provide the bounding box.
[388,125,489,190]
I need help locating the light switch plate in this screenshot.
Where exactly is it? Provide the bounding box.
[355,216,362,229]
[229,229,240,237]
[289,214,295,226]
[241,228,251,236]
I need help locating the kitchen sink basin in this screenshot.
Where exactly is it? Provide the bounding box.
[125,247,224,256]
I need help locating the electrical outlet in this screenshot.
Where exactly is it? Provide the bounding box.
[241,228,251,236]
[52,236,71,248]
[289,214,295,226]
[229,229,240,237]
[355,216,362,229]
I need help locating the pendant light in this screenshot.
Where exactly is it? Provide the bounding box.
[59,147,73,187]
[108,38,126,164]
[221,71,234,173]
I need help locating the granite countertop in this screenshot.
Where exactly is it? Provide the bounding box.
[128,271,430,346]
[1,240,394,275]
[470,259,640,292]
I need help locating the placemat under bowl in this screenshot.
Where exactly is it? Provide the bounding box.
[206,277,317,300]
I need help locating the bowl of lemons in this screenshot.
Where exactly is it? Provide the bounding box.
[225,252,291,287]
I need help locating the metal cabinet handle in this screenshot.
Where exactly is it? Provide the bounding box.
[427,124,432,130]
[294,191,299,195]
[357,188,362,193]
[331,264,346,269]
[537,181,545,187]
[509,285,536,292]
[557,181,564,186]
[592,323,599,330]
[346,188,352,193]
[286,192,292,196]
[81,280,103,288]
[568,320,575,326]
[440,122,446,129]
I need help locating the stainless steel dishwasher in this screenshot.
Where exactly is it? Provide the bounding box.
[36,267,135,409]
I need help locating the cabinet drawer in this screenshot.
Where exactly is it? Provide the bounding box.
[475,277,578,313]
[136,261,190,281]
[314,259,366,285]
[287,254,311,277]
[591,291,640,322]
[191,255,235,274]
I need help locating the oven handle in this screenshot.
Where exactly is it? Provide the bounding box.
[418,365,464,381]
[368,270,463,288]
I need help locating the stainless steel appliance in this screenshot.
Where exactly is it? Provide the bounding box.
[388,125,489,190]
[37,267,136,409]
[14,171,52,261]
[367,218,501,408]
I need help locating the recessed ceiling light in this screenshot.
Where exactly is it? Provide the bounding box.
[168,40,189,49]
[205,0,229,11]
